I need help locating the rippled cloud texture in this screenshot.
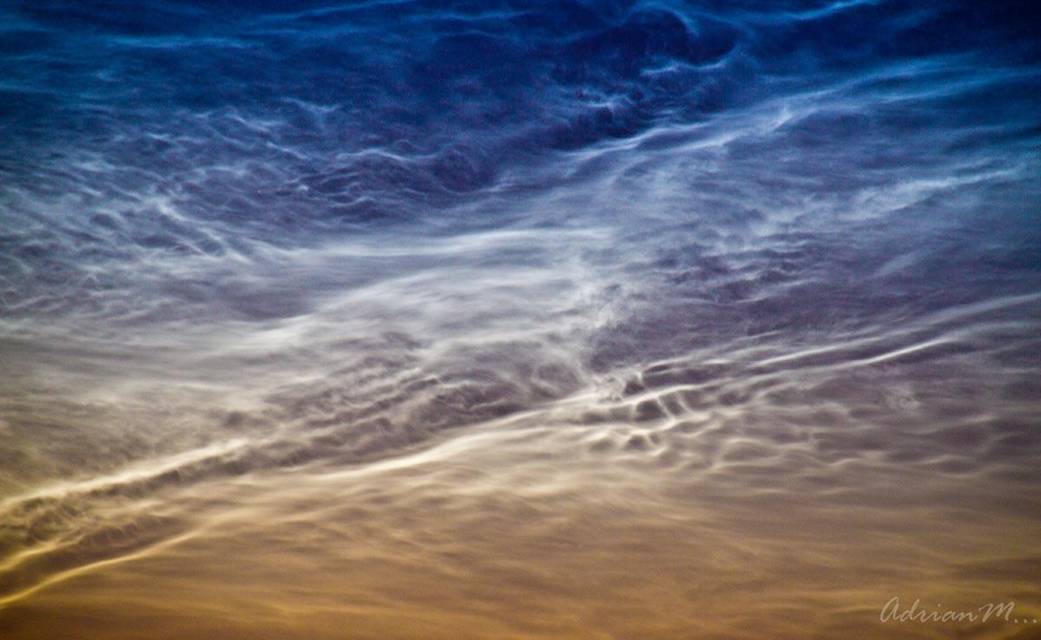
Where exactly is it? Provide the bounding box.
[1,1,1040,638]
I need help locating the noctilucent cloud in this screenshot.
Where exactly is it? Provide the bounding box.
[1,1,1040,638]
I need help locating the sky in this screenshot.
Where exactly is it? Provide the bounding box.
[1,1,1040,638]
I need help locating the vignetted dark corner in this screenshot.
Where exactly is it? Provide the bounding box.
[1,1,1039,638]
